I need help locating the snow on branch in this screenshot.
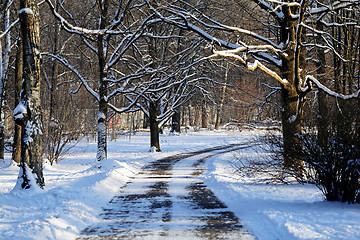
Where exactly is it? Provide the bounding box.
[246,0,285,21]
[0,18,18,40]
[309,0,360,16]
[45,0,128,36]
[145,0,282,68]
[164,3,282,50]
[318,21,359,28]
[211,48,289,88]
[306,75,360,99]
[107,95,141,114]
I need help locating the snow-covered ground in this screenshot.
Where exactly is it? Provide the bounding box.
[0,130,359,240]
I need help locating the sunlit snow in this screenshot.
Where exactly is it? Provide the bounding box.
[0,130,359,240]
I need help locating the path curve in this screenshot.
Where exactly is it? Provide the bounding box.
[78,144,255,240]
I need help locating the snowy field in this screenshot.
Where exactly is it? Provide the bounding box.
[0,129,359,240]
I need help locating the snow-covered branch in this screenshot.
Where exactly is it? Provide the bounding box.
[251,0,285,21]
[0,18,18,40]
[45,0,130,36]
[211,48,289,88]
[144,0,283,68]
[305,75,360,99]
[309,0,360,16]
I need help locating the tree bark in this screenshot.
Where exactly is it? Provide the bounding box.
[13,38,23,164]
[314,22,330,149]
[149,101,161,152]
[16,0,44,189]
[143,115,149,129]
[279,8,305,174]
[0,41,5,161]
[201,102,208,129]
[0,8,11,160]
[46,0,61,164]
[97,100,107,161]
[280,86,303,173]
[188,104,193,127]
[215,64,229,130]
[214,106,221,130]
[170,29,183,134]
[317,90,329,147]
[96,1,109,161]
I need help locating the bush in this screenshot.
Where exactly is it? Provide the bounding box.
[256,128,360,203]
[301,131,360,203]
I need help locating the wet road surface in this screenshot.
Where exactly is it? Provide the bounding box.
[78,144,255,240]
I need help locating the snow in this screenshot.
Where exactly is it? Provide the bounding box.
[19,8,34,16]
[306,75,360,99]
[13,164,44,192]
[98,112,106,121]
[0,130,359,239]
[13,102,27,121]
[288,114,297,123]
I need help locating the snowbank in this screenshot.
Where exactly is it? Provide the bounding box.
[203,139,360,240]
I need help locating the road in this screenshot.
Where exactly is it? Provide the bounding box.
[78,144,255,240]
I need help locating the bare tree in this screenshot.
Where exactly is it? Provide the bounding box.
[126,24,210,151]
[44,0,162,160]
[0,0,16,161]
[13,36,23,164]
[145,0,360,174]
[14,0,44,189]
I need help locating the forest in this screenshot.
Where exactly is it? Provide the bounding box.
[0,0,359,238]
[0,0,360,240]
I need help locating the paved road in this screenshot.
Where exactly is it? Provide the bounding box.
[78,144,255,240]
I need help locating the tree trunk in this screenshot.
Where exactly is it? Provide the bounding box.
[0,39,4,161]
[0,8,11,160]
[181,106,186,126]
[149,101,161,152]
[357,98,360,152]
[143,115,149,129]
[111,115,116,141]
[47,0,61,164]
[214,106,221,130]
[170,29,183,135]
[96,43,107,161]
[280,86,303,174]
[48,1,60,125]
[278,8,305,175]
[317,90,329,148]
[315,22,329,149]
[13,38,23,164]
[0,86,4,161]
[201,102,208,128]
[170,108,181,133]
[96,3,108,161]
[194,106,200,129]
[96,100,107,161]
[215,65,228,130]
[188,104,193,127]
[16,1,44,189]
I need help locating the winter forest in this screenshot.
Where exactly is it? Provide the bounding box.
[0,0,360,239]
